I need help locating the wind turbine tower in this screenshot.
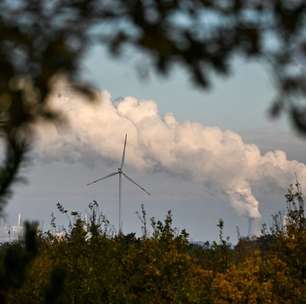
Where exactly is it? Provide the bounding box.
[87,134,150,234]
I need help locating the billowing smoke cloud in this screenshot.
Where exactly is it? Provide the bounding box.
[34,82,306,219]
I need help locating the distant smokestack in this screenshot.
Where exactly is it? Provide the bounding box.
[17,213,21,227]
[39,220,45,231]
[236,225,241,240]
[247,217,253,237]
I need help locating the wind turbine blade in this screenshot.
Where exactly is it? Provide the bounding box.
[120,134,127,169]
[122,172,151,195]
[87,172,118,186]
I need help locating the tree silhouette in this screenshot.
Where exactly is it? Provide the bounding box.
[3,198,305,304]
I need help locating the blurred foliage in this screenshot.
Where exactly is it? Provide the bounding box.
[0,2,306,303]
[1,0,306,211]
[0,185,304,304]
[0,222,38,303]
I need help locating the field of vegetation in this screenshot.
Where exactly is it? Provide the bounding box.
[0,184,305,304]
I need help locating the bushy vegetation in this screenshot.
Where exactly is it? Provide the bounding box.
[0,184,305,304]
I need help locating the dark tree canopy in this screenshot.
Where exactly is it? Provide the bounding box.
[1,196,305,304]
[1,0,306,210]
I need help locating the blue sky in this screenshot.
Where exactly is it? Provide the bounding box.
[83,46,278,131]
[4,45,306,243]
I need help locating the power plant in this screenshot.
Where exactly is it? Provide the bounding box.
[0,214,24,243]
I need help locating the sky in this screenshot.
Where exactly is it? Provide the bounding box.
[4,45,306,243]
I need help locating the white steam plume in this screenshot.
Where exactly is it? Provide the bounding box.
[34,83,306,219]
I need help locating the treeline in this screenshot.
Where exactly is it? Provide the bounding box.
[0,186,305,304]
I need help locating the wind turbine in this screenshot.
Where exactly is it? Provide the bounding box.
[87,134,150,234]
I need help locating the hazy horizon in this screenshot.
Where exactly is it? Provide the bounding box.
[3,47,306,243]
